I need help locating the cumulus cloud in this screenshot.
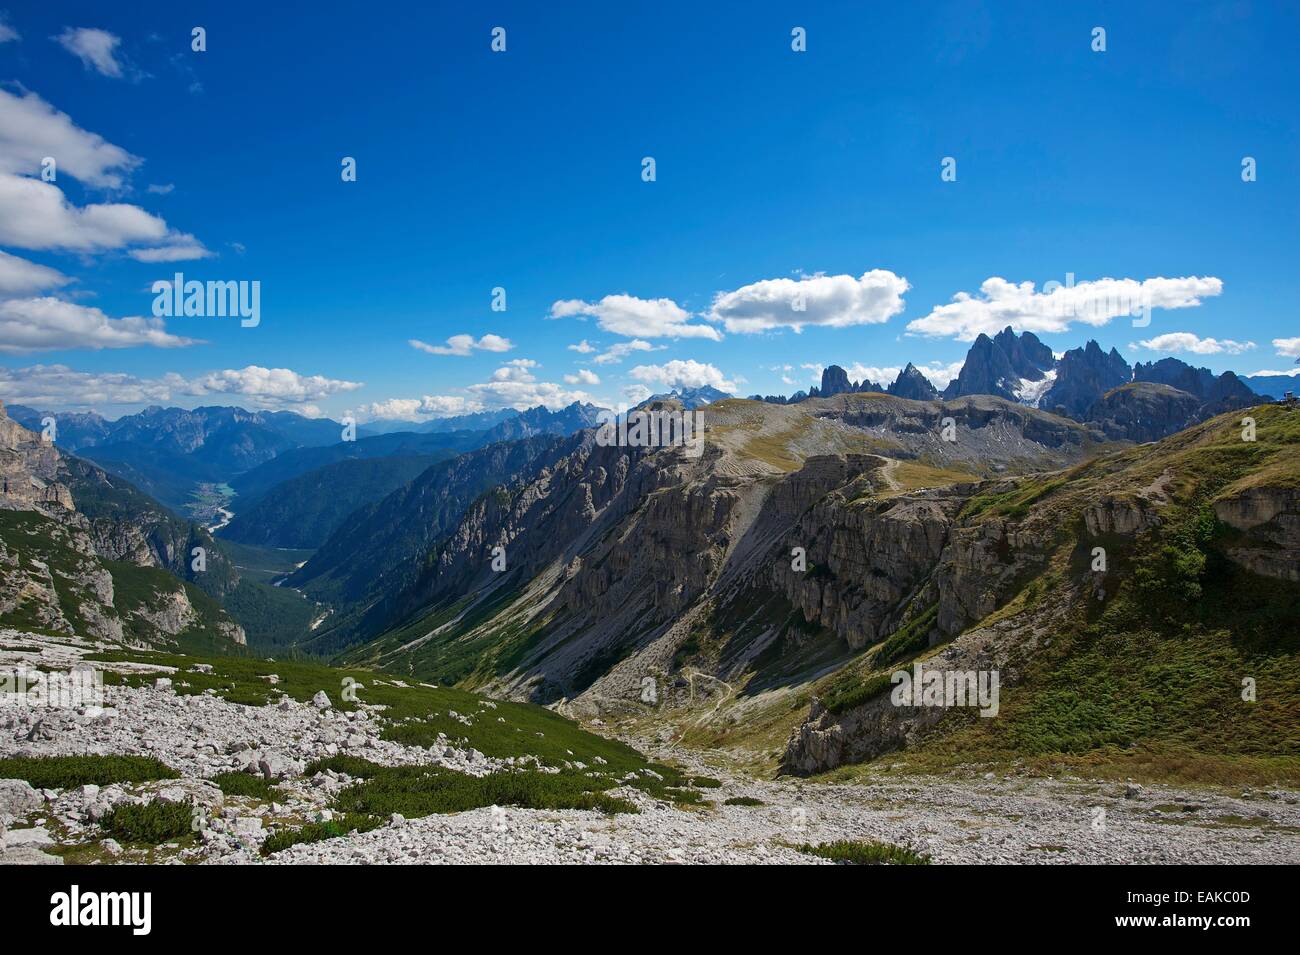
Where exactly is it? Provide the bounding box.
[0,88,140,188]
[1273,337,1300,359]
[186,366,362,406]
[0,363,360,411]
[592,339,661,365]
[0,251,70,296]
[567,340,596,354]
[907,276,1224,341]
[0,15,20,44]
[564,369,600,386]
[356,395,482,421]
[467,362,593,410]
[146,183,175,195]
[0,173,178,252]
[0,297,199,352]
[628,359,737,393]
[54,27,127,78]
[1136,332,1255,355]
[409,333,513,356]
[550,294,720,340]
[707,270,909,334]
[621,384,653,405]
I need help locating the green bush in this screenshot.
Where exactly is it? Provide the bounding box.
[823,672,895,716]
[303,754,382,779]
[211,771,279,801]
[723,796,764,806]
[872,604,939,669]
[100,799,194,844]
[799,839,931,865]
[0,755,179,789]
[260,814,384,856]
[329,759,639,818]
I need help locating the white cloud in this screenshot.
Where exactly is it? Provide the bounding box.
[621,384,653,405]
[1273,337,1300,359]
[1247,369,1300,378]
[550,294,721,340]
[187,366,362,406]
[0,363,359,411]
[0,88,139,187]
[0,251,70,296]
[567,340,596,354]
[0,15,20,44]
[628,359,737,393]
[356,395,480,421]
[707,270,909,333]
[0,364,178,407]
[54,27,126,78]
[592,339,661,365]
[910,361,965,390]
[0,173,176,252]
[467,363,592,410]
[564,369,600,386]
[0,297,199,352]
[409,333,514,356]
[907,276,1224,341]
[1136,332,1255,355]
[146,183,175,195]
[128,235,213,262]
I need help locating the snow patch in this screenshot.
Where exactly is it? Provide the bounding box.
[1014,370,1057,408]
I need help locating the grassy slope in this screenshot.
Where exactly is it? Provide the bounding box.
[817,404,1300,786]
[0,509,240,652]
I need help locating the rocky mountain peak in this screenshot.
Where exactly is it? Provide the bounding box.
[887,362,940,401]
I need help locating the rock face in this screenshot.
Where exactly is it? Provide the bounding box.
[1085,382,1202,443]
[887,363,940,401]
[944,328,1055,402]
[1213,485,1300,582]
[770,478,960,650]
[993,327,1056,381]
[0,403,245,647]
[782,605,1053,775]
[1084,374,1263,444]
[0,400,74,511]
[944,333,1022,401]
[1041,341,1132,418]
[477,401,608,444]
[809,365,883,399]
[313,393,1100,703]
[1131,359,1259,418]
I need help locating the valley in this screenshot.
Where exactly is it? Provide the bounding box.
[3,341,1297,866]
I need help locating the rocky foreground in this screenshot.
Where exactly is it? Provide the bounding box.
[2,631,1298,865]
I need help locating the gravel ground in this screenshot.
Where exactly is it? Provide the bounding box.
[3,630,1298,865]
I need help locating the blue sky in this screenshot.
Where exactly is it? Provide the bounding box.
[0,0,1296,419]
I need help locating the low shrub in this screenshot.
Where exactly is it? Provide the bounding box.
[100,799,194,844]
[0,754,179,789]
[799,839,931,865]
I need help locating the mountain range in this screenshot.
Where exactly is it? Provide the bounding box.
[750,327,1271,445]
[2,354,1298,787]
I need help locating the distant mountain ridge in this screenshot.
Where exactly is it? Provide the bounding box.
[639,386,731,409]
[748,326,1267,442]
